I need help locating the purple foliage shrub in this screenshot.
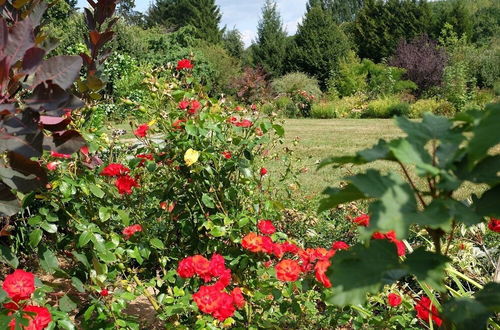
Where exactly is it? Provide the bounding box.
[389,35,447,92]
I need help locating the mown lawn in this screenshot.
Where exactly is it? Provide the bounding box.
[278,118,403,196]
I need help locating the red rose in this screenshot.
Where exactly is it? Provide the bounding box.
[192,255,211,282]
[257,220,276,235]
[80,146,89,155]
[488,218,500,233]
[9,305,52,330]
[177,256,195,278]
[282,242,299,255]
[2,270,35,302]
[122,224,142,239]
[372,231,406,256]
[208,254,226,278]
[231,287,245,309]
[236,119,253,128]
[260,236,275,254]
[331,241,349,250]
[353,214,370,227]
[221,151,232,159]
[134,124,149,138]
[211,291,236,321]
[415,296,442,326]
[387,293,402,307]
[50,151,71,159]
[115,175,139,195]
[260,167,268,176]
[172,119,186,130]
[176,59,193,70]
[46,162,58,171]
[100,163,130,177]
[192,285,221,314]
[330,242,346,252]
[228,116,238,124]
[275,259,301,282]
[178,100,189,109]
[314,259,332,288]
[100,289,109,297]
[188,100,201,115]
[241,232,263,253]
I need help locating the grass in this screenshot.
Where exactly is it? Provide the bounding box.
[276,118,403,196]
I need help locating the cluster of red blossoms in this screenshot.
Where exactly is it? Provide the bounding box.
[176,58,193,71]
[352,214,406,256]
[488,218,500,233]
[228,116,253,128]
[100,163,139,195]
[2,270,52,330]
[178,99,202,115]
[122,224,143,239]
[241,220,350,288]
[134,124,150,138]
[177,254,245,321]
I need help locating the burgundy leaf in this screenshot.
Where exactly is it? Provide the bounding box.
[45,130,85,155]
[0,56,10,92]
[25,82,84,115]
[5,19,35,63]
[0,182,20,216]
[0,130,44,158]
[0,18,8,51]
[22,47,45,74]
[0,104,16,116]
[0,165,43,193]
[8,151,47,186]
[39,115,71,131]
[31,55,83,90]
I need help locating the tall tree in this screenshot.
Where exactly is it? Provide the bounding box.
[222,28,245,59]
[252,0,288,77]
[323,0,365,23]
[291,0,351,89]
[146,0,224,43]
[353,0,431,62]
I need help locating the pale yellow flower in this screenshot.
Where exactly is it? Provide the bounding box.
[184,148,200,166]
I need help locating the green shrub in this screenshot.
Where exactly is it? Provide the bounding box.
[442,62,476,110]
[272,72,322,99]
[328,51,367,97]
[409,98,456,118]
[363,96,410,118]
[261,102,276,115]
[274,96,298,117]
[311,102,337,119]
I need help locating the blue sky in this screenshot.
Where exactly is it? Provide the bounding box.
[77,0,308,46]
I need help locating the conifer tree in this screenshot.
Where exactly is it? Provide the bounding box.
[223,28,245,59]
[253,0,288,77]
[353,0,431,62]
[292,0,350,89]
[146,0,223,43]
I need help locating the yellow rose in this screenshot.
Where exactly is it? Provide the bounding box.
[184,148,200,167]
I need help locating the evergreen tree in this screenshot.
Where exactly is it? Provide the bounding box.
[252,0,288,77]
[353,0,431,62]
[323,0,365,23]
[291,1,350,89]
[222,28,245,59]
[146,0,223,43]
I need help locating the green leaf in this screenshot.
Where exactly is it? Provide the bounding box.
[467,103,500,167]
[388,138,439,176]
[272,124,284,137]
[442,299,490,330]
[358,139,392,162]
[406,199,453,231]
[403,248,450,291]
[0,288,7,303]
[326,240,406,306]
[57,319,76,330]
[318,184,366,212]
[97,250,116,263]
[72,251,90,268]
[39,248,59,273]
[78,231,92,247]
[475,185,500,217]
[29,229,43,247]
[116,210,130,226]
[351,170,418,238]
[59,294,77,312]
[89,184,105,198]
[28,215,42,226]
[71,277,85,293]
[210,226,226,237]
[0,245,19,268]
[317,155,364,170]
[98,207,111,222]
[40,221,57,233]
[474,282,500,311]
[150,238,164,250]
[202,193,215,208]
